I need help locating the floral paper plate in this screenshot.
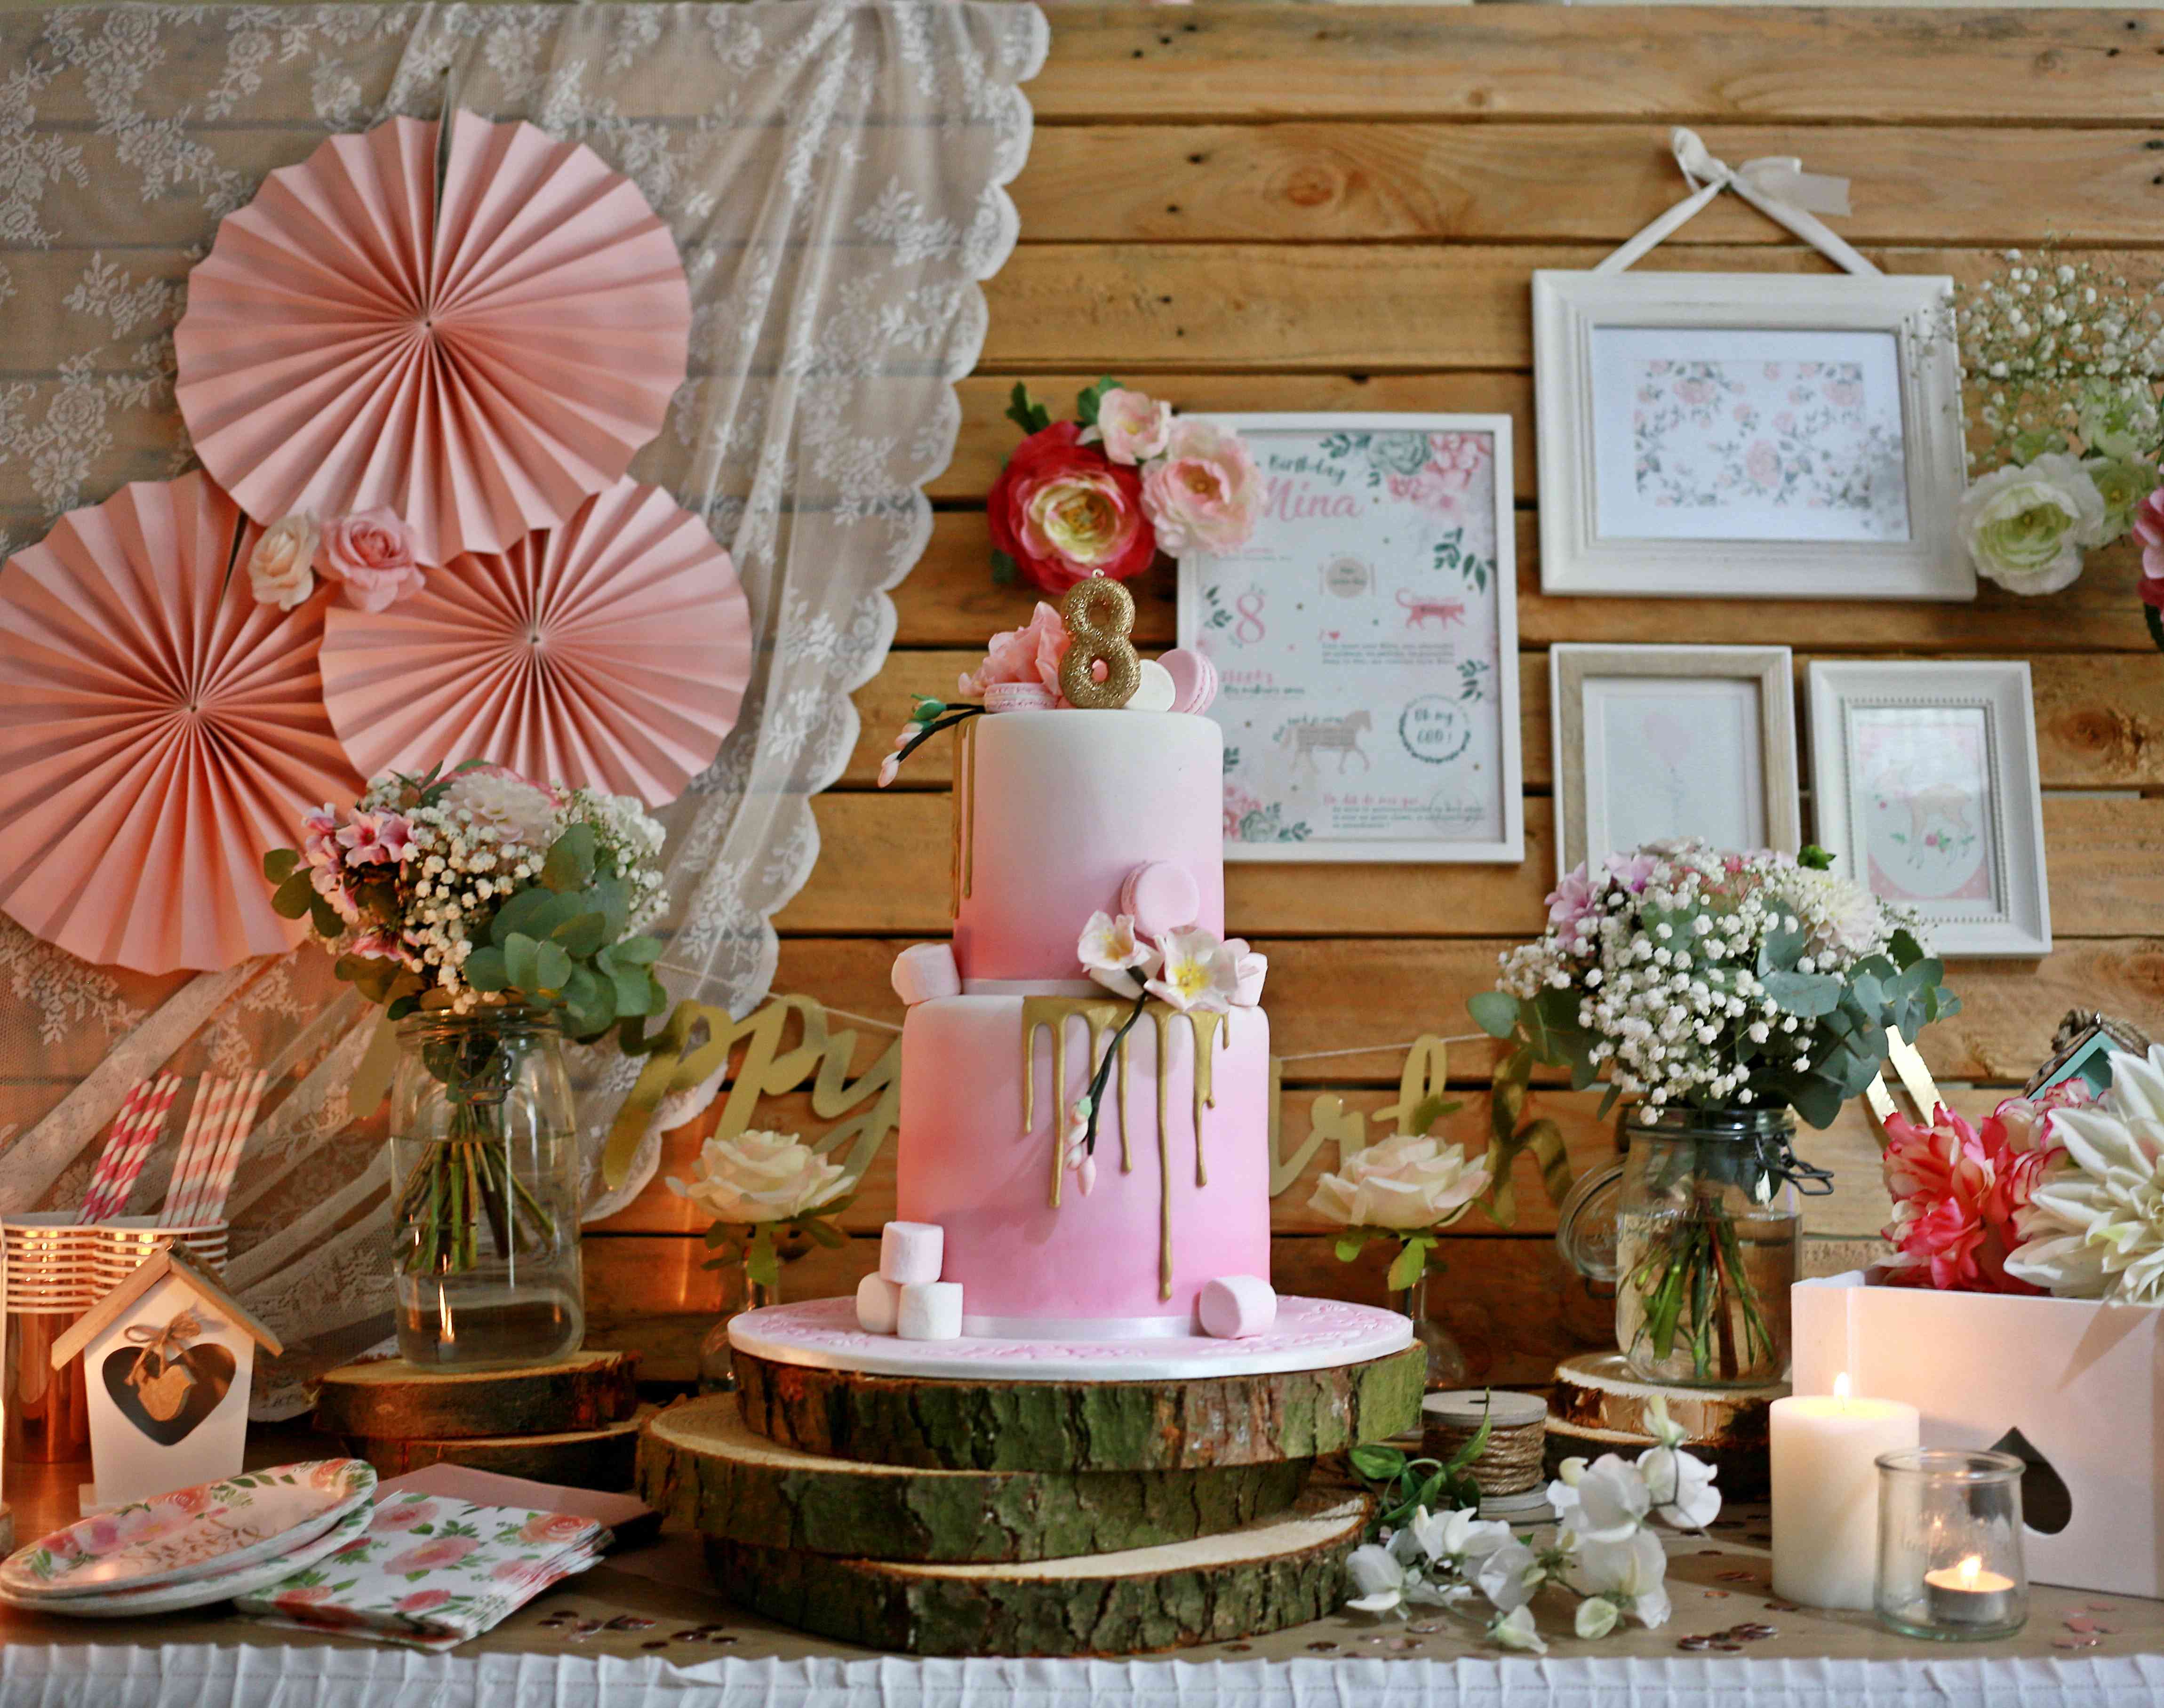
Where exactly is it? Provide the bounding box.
[0,1497,374,1618]
[0,1459,376,1598]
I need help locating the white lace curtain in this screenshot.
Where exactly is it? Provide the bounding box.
[0,0,1045,1413]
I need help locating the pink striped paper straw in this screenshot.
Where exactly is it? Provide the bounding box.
[161,1075,232,1227]
[93,1074,180,1222]
[78,1078,153,1221]
[195,1070,265,1228]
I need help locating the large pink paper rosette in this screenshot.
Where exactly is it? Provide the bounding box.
[0,474,363,974]
[174,108,692,567]
[319,478,751,806]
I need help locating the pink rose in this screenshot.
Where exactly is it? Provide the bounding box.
[372,1498,436,1531]
[397,1588,454,1614]
[518,1511,594,1546]
[387,1537,478,1574]
[958,602,1070,698]
[1140,418,1260,556]
[1745,441,1781,488]
[1091,387,1172,465]
[319,509,424,613]
[248,514,319,612]
[2133,489,2164,607]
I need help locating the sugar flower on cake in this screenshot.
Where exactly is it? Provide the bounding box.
[1308,1134,1490,1232]
[956,602,1070,699]
[2006,1046,2164,1304]
[317,508,425,612]
[1078,910,1163,996]
[667,1129,849,1226]
[248,514,319,610]
[988,379,1257,592]
[1145,925,1244,1013]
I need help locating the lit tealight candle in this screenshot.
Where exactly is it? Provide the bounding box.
[1770,1373,1921,1611]
[1924,1553,2020,1627]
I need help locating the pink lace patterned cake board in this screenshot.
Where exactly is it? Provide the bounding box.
[728,1296,1413,1383]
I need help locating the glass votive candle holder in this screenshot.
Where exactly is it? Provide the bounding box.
[1875,1447,2028,1641]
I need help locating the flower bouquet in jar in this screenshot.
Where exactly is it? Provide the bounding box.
[265,764,670,1286]
[1469,842,1959,1385]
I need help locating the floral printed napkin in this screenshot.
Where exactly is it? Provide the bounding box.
[234,1490,610,1650]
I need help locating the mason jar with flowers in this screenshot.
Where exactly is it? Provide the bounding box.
[266,763,671,1369]
[666,1129,854,1391]
[1470,842,1959,1388]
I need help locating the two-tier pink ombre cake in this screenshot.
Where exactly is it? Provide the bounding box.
[894,704,1274,1335]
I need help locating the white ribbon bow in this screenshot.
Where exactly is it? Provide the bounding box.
[1597,127,1877,278]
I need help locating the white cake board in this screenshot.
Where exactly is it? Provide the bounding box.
[729,1295,1413,1383]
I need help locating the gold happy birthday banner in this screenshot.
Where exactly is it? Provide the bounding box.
[601,998,1578,1221]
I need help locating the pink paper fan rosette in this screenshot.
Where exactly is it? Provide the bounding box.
[319,478,752,806]
[174,108,692,567]
[0,474,363,974]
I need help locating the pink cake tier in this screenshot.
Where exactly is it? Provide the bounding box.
[951,709,1224,984]
[897,992,1271,1333]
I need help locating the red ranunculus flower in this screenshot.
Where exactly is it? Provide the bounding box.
[988,422,1156,595]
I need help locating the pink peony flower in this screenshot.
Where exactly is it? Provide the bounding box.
[1090,387,1172,465]
[1141,418,1261,556]
[386,1537,478,1574]
[319,509,424,613]
[397,1588,454,1614]
[1544,865,1601,938]
[1880,1105,2043,1294]
[958,602,1070,698]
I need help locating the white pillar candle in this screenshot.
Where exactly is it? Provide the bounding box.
[1770,1374,1920,1611]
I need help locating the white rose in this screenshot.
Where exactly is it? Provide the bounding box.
[1306,1133,1490,1231]
[666,1128,849,1224]
[248,514,319,611]
[1957,454,2107,595]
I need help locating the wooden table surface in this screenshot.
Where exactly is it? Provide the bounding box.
[0,1423,2153,1668]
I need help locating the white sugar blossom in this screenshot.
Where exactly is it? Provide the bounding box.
[1077,911,1162,997]
[1144,925,1242,1013]
[1307,1134,1489,1232]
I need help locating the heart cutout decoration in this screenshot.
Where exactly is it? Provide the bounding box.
[1989,1425,2074,1535]
[103,1343,236,1447]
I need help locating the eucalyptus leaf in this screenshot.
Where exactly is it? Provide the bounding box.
[1468,990,1521,1040]
[542,823,597,892]
[464,945,510,993]
[271,869,318,920]
[263,847,302,884]
[503,933,541,993]
[533,939,574,993]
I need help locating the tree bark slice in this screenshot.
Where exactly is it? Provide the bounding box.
[335,1405,653,1491]
[731,1343,1424,1472]
[704,1488,1369,1655]
[639,1394,1313,1563]
[311,1349,641,1441]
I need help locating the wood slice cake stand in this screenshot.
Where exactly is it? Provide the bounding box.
[339,1405,654,1490]
[311,1349,641,1440]
[704,1487,1371,1656]
[639,1394,1314,1564]
[728,1296,1421,1472]
[1547,1352,1784,1501]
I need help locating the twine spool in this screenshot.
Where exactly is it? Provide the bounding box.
[1422,1390,1549,1497]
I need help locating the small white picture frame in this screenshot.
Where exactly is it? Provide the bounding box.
[1176,413,1523,863]
[1533,271,1972,601]
[1550,644,1800,880]
[1807,660,2051,958]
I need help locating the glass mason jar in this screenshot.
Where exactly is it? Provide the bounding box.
[1613,1105,1801,1388]
[389,1010,584,1370]
[1394,1265,1469,1392]
[696,1253,780,1395]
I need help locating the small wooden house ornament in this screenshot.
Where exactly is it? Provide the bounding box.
[51,1245,281,1509]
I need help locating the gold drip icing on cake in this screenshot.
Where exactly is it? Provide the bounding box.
[1018,998,1228,1301]
[958,718,978,902]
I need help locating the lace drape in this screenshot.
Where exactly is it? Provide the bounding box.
[0,0,1045,1413]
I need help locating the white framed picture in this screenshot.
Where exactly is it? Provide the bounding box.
[1175,413,1523,863]
[1807,661,2051,958]
[1550,644,1800,879]
[1533,271,1972,601]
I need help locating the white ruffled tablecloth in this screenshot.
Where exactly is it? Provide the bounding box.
[2,1650,2164,1708]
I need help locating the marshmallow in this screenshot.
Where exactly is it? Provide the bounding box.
[1198,1275,1277,1340]
[855,1273,901,1334]
[1158,647,1219,715]
[890,943,961,1007]
[1118,860,1200,940]
[880,1220,945,1285]
[897,1280,965,1341]
[984,681,1056,713]
[1125,658,1177,713]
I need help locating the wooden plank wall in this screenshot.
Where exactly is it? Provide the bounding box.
[586,7,2164,1383]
